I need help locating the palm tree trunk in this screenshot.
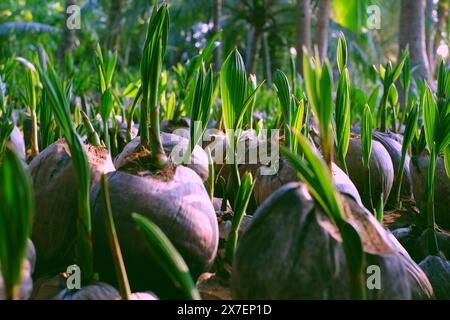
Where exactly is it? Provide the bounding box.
[434,0,449,59]
[249,28,262,75]
[213,0,222,71]
[296,0,311,74]
[316,0,331,61]
[106,0,126,51]
[58,0,76,68]
[425,0,435,76]
[262,32,272,85]
[399,0,430,80]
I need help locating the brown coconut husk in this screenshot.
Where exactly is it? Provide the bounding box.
[53,282,120,300]
[372,131,413,202]
[410,155,450,230]
[254,159,363,207]
[114,132,209,181]
[0,240,35,300]
[28,140,115,276]
[160,116,190,134]
[90,152,218,298]
[345,133,394,206]
[231,182,433,299]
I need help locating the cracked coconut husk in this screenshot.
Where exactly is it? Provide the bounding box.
[28,139,115,276]
[231,182,433,300]
[90,140,218,299]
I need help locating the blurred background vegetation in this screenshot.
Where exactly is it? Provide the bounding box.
[0,0,448,94]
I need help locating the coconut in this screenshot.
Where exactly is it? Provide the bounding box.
[372,131,413,200]
[231,182,433,299]
[0,240,35,300]
[114,132,209,182]
[53,282,120,300]
[28,140,115,275]
[410,155,450,230]
[160,116,190,134]
[254,160,362,207]
[90,154,218,298]
[345,134,394,206]
[419,256,450,300]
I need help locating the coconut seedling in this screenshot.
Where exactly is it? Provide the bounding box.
[335,33,351,174]
[361,104,374,212]
[389,103,419,208]
[376,54,406,132]
[90,4,218,298]
[422,60,450,256]
[30,54,114,278]
[0,146,33,300]
[15,57,40,158]
[95,44,117,153]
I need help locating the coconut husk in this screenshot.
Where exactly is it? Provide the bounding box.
[160,116,190,134]
[0,240,35,300]
[254,160,363,207]
[410,155,450,230]
[345,134,394,206]
[53,282,120,300]
[28,140,115,276]
[90,163,218,299]
[231,182,433,299]
[9,125,26,161]
[419,256,450,300]
[372,131,413,200]
[114,132,209,182]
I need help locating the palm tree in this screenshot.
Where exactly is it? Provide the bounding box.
[296,0,311,74]
[58,0,77,68]
[399,0,430,80]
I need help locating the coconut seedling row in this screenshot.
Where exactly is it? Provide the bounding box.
[0,2,449,301]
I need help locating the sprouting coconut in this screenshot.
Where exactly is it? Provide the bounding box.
[90,4,218,299]
[410,155,450,230]
[9,126,26,161]
[345,133,394,206]
[29,139,115,275]
[231,182,433,299]
[114,132,209,182]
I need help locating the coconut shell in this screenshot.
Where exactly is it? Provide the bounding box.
[419,256,450,300]
[115,132,209,182]
[254,160,363,207]
[373,131,413,201]
[28,140,115,276]
[0,240,35,300]
[53,282,120,300]
[410,155,450,230]
[90,165,218,298]
[345,135,394,206]
[232,182,433,299]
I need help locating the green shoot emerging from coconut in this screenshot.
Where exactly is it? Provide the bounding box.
[37,57,94,283]
[220,48,264,190]
[361,104,373,213]
[0,146,33,300]
[422,60,450,257]
[139,3,170,169]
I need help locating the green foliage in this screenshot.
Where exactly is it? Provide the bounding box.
[0,146,33,300]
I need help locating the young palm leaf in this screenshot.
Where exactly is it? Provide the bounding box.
[140,3,170,168]
[361,104,374,212]
[132,213,200,300]
[0,146,33,300]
